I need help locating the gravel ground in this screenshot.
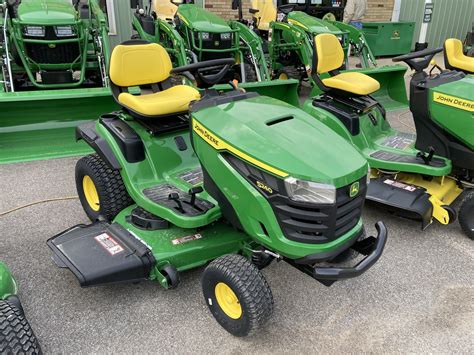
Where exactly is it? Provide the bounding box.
[0,53,473,354]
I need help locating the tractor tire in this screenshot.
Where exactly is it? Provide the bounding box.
[0,300,41,355]
[76,154,133,222]
[467,48,474,57]
[202,254,274,337]
[459,190,474,240]
[235,63,258,83]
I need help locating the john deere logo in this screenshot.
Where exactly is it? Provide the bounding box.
[349,182,360,197]
[214,41,220,47]
[48,43,56,49]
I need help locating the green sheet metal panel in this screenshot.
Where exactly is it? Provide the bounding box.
[399,0,474,50]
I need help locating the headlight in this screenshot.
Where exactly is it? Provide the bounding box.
[220,33,231,40]
[55,25,75,37]
[23,26,45,37]
[201,32,210,40]
[284,177,336,204]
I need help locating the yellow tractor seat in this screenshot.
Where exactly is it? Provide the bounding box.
[313,33,380,96]
[152,0,178,21]
[322,72,380,96]
[118,86,200,117]
[444,38,474,74]
[109,41,200,118]
[251,0,277,31]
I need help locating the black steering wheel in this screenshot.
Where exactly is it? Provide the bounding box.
[171,58,235,88]
[392,47,443,73]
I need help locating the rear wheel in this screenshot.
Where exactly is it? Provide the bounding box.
[76,154,133,222]
[459,190,474,240]
[202,254,273,337]
[0,300,41,355]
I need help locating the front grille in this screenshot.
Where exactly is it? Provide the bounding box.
[192,31,233,60]
[224,153,366,244]
[272,179,367,244]
[23,26,80,64]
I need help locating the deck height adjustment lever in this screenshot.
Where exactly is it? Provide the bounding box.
[188,186,204,208]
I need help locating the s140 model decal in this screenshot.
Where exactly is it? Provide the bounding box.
[433,92,474,112]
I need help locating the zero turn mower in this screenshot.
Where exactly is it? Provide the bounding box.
[48,40,387,336]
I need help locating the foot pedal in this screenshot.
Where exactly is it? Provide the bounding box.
[47,223,155,287]
[370,150,446,167]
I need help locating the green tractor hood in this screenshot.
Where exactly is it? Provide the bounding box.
[17,0,77,25]
[192,95,368,188]
[177,4,232,32]
[287,11,346,36]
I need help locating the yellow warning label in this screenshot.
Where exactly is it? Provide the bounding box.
[192,118,288,178]
[433,92,474,112]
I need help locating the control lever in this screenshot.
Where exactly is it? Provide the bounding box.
[188,186,204,208]
[417,147,435,165]
[168,193,185,213]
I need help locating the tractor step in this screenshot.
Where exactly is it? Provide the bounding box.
[366,177,433,229]
[47,223,155,287]
[370,150,447,167]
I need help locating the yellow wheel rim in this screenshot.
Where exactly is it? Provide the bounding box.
[215,282,242,319]
[279,72,289,80]
[82,175,100,212]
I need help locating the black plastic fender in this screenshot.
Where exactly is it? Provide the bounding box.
[75,122,121,170]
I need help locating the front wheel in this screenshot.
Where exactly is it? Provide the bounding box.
[0,300,42,354]
[202,254,274,337]
[459,190,474,240]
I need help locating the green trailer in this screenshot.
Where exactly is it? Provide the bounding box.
[0,0,117,165]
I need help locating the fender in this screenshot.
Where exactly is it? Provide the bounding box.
[75,122,121,170]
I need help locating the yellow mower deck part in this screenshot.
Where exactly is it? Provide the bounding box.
[396,173,463,224]
[215,282,242,319]
[251,0,277,31]
[83,175,100,212]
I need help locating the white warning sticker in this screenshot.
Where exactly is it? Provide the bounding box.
[94,233,124,255]
[383,179,417,192]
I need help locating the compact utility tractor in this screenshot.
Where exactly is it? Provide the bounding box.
[48,41,387,336]
[233,0,408,110]
[0,0,116,164]
[301,34,474,238]
[0,261,41,354]
[132,0,269,83]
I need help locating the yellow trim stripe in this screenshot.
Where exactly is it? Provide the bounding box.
[433,92,474,112]
[177,13,189,26]
[192,118,289,177]
[287,19,308,30]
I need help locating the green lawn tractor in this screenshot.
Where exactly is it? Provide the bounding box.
[0,261,41,354]
[132,0,270,83]
[235,1,408,111]
[0,0,117,164]
[47,41,387,336]
[301,34,474,239]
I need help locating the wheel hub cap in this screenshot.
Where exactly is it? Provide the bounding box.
[215,282,242,319]
[83,175,100,211]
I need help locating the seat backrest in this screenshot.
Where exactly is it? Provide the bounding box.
[109,42,172,88]
[153,0,178,21]
[314,33,344,74]
[251,0,277,31]
[444,38,464,63]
